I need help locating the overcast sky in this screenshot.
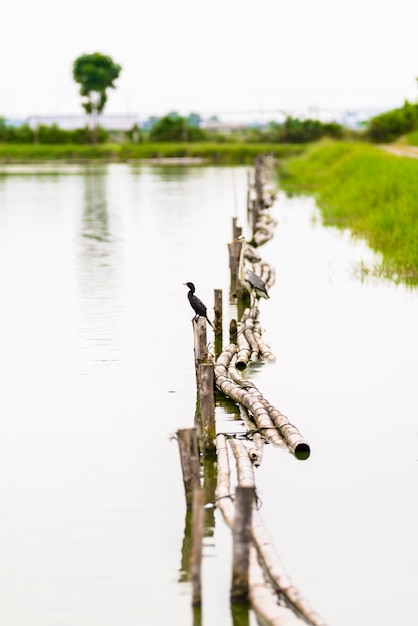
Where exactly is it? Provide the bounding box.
[2,0,417,121]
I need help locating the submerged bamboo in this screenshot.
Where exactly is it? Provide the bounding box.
[249,547,302,626]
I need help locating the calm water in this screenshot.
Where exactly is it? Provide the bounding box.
[0,163,417,626]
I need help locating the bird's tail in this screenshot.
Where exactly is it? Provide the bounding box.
[206,316,214,328]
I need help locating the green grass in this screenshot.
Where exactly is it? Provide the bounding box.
[280,140,418,284]
[0,142,305,164]
[404,130,418,146]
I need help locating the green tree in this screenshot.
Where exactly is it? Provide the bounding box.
[149,114,206,142]
[365,101,418,143]
[72,52,121,142]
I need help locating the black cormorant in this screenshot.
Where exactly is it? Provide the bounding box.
[184,282,214,327]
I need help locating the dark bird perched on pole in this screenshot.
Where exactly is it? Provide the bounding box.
[184,282,214,328]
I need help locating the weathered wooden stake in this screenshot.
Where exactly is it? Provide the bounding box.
[193,317,208,374]
[191,486,205,606]
[246,170,252,224]
[228,239,241,283]
[232,216,242,241]
[198,363,216,453]
[231,485,255,602]
[177,427,201,507]
[214,288,223,338]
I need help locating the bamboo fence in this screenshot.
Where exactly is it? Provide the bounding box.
[177,155,325,626]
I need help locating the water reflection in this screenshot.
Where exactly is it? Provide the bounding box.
[129,163,205,183]
[231,603,251,626]
[81,165,110,245]
[1,164,416,626]
[77,166,122,363]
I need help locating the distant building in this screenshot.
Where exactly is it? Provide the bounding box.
[26,114,140,131]
[200,120,249,133]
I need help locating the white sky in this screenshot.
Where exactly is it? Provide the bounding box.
[2,0,417,121]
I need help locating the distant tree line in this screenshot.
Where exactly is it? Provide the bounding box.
[0,119,108,144]
[0,114,345,145]
[3,49,415,146]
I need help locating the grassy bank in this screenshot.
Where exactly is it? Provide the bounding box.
[0,142,305,164]
[280,140,418,284]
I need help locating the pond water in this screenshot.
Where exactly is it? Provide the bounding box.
[0,163,417,626]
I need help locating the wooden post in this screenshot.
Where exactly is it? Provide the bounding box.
[231,485,255,601]
[232,216,242,241]
[229,318,237,342]
[214,288,223,338]
[214,288,223,359]
[198,363,216,453]
[228,239,240,282]
[228,217,243,287]
[193,317,208,374]
[191,486,205,606]
[177,427,201,507]
[246,170,251,224]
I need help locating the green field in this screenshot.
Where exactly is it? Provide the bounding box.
[0,142,305,164]
[279,140,418,284]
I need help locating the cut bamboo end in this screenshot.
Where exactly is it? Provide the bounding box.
[294,442,311,460]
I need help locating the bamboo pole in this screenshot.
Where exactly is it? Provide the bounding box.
[243,318,260,363]
[215,434,235,525]
[229,438,256,487]
[191,486,205,606]
[253,321,276,363]
[262,400,310,461]
[238,404,264,467]
[236,324,251,370]
[216,373,285,448]
[177,427,201,507]
[215,345,308,455]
